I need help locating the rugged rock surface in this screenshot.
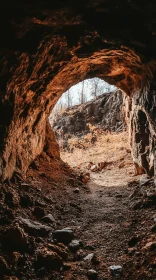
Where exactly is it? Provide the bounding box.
[0,1,155,179]
[0,153,154,279]
[51,90,125,147]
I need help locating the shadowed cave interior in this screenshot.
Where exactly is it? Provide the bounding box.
[0,1,155,279]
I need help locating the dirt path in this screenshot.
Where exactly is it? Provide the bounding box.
[53,132,156,279]
[0,133,155,279]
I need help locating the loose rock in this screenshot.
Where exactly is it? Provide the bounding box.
[109,265,122,276]
[41,214,55,224]
[18,217,52,236]
[73,188,80,193]
[53,228,75,244]
[87,269,98,280]
[33,207,45,218]
[68,239,82,252]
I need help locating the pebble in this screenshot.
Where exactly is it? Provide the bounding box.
[109,265,122,276]
[73,188,80,193]
[41,214,55,224]
[87,269,98,280]
[68,239,82,252]
[84,253,95,261]
[33,207,45,218]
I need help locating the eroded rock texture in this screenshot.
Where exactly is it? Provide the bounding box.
[0,1,156,180]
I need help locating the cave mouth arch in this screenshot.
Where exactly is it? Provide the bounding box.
[0,46,155,181]
[49,78,133,187]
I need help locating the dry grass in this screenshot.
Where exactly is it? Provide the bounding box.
[61,131,139,188]
[61,131,130,168]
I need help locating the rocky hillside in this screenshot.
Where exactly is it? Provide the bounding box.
[50,90,125,149]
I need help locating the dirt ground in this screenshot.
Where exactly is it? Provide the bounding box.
[0,132,155,279]
[61,131,137,187]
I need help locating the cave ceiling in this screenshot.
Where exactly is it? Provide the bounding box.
[0,0,156,59]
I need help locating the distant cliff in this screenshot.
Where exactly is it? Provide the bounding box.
[50,90,125,149]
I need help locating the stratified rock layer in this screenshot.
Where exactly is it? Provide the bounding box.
[0,1,155,179]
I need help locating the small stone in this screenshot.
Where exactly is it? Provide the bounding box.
[84,253,95,262]
[73,188,80,193]
[41,214,55,224]
[87,269,98,280]
[68,239,82,252]
[53,228,74,245]
[33,207,45,218]
[84,253,99,264]
[109,265,122,276]
[90,165,98,172]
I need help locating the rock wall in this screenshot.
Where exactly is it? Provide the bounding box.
[0,1,155,180]
[51,90,125,146]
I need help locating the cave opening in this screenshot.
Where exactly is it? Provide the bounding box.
[49,78,137,188]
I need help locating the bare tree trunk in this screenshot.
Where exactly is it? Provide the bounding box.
[81,80,85,104]
[95,82,98,99]
[67,90,70,109]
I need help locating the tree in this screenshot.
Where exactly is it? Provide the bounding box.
[80,80,85,104]
[90,78,99,100]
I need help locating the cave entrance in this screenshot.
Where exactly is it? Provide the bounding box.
[49,79,136,187]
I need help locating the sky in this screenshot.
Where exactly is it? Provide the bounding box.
[52,78,117,114]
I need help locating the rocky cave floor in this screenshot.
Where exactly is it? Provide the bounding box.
[0,149,155,280]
